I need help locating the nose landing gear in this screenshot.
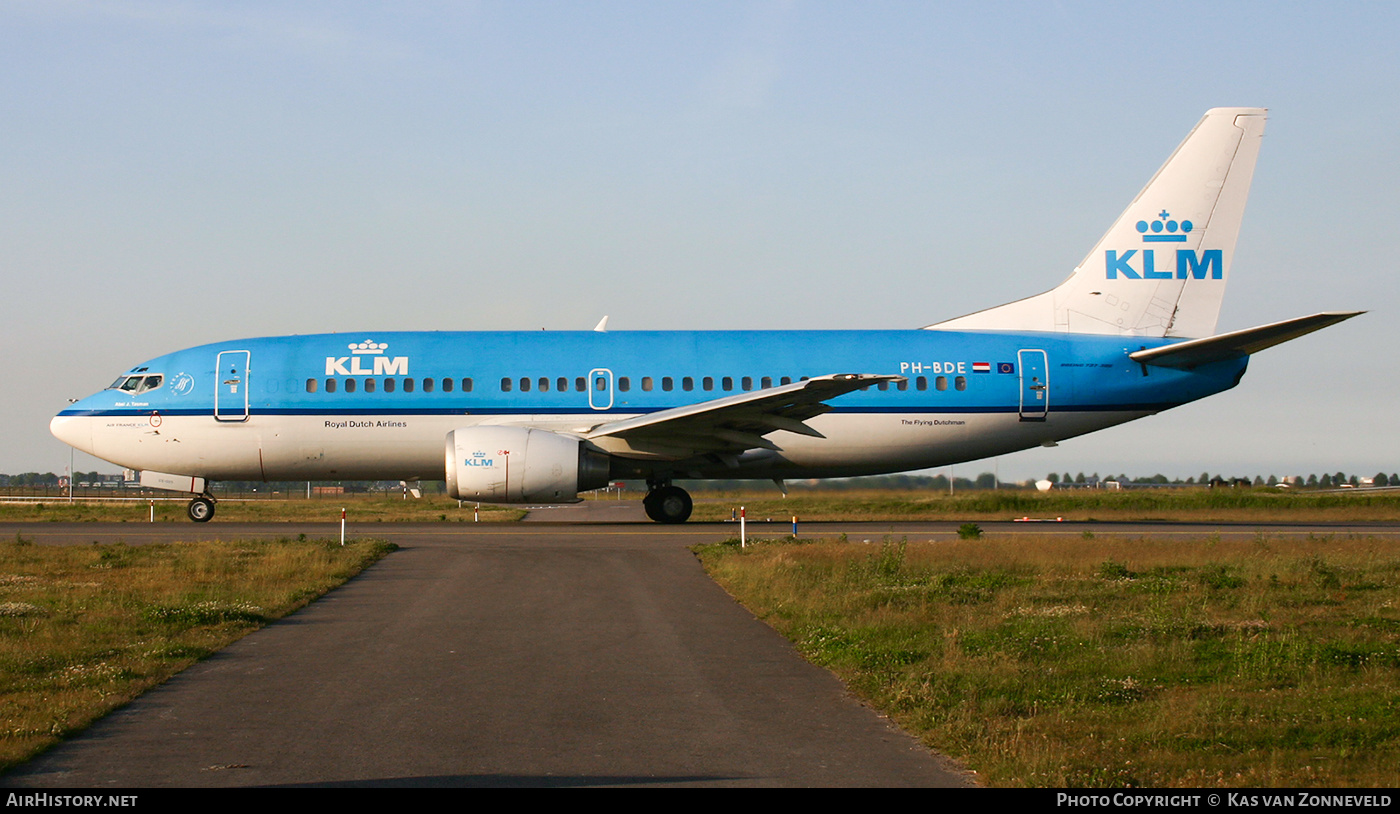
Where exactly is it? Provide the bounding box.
[187,495,216,523]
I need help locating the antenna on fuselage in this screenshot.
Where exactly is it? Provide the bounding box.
[593,316,609,332]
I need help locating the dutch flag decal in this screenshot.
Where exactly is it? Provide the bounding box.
[972,362,991,373]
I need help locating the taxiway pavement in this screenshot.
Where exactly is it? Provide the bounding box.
[1,519,972,788]
[5,509,1394,788]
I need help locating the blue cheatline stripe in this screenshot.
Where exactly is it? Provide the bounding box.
[58,402,1175,419]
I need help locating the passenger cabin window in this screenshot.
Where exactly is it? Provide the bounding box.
[721,377,733,391]
[344,379,356,393]
[642,377,653,392]
[916,376,927,391]
[682,377,693,392]
[575,377,586,392]
[442,378,453,393]
[618,377,630,392]
[519,378,531,392]
[463,378,474,392]
[662,377,673,391]
[538,377,549,392]
[325,379,337,393]
[384,378,396,393]
[423,378,435,393]
[501,378,512,392]
[364,378,376,393]
[702,377,713,391]
[556,377,567,392]
[955,376,967,391]
[306,378,318,393]
[936,376,948,391]
[403,378,415,393]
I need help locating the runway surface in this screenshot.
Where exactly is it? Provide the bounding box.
[3,507,1395,788]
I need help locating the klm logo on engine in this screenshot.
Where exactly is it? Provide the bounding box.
[463,451,493,467]
[1106,210,1222,280]
[325,339,410,376]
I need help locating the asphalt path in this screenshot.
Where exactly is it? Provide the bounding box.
[1,517,973,788]
[3,510,1395,788]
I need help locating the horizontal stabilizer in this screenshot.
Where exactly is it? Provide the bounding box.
[1129,312,1363,369]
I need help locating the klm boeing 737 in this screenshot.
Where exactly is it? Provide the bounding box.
[51,108,1359,523]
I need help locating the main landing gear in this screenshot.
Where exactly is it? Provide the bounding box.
[187,494,216,523]
[643,482,692,524]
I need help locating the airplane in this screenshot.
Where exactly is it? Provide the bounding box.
[50,108,1360,524]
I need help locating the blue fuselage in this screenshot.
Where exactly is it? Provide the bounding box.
[53,329,1247,483]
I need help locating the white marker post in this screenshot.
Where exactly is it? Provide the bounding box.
[740,506,746,548]
[340,507,346,546]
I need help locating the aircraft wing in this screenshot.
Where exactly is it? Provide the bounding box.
[582,373,903,461]
[1129,312,1363,369]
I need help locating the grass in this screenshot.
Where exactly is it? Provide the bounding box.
[0,494,526,523]
[6,487,1400,525]
[0,534,396,771]
[695,532,1400,787]
[690,487,1400,523]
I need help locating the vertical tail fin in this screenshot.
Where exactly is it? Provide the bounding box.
[929,108,1266,338]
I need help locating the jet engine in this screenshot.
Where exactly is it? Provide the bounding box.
[445,426,611,503]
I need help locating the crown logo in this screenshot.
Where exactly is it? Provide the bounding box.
[349,340,389,355]
[1136,210,1192,243]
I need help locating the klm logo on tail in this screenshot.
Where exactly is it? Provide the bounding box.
[1106,211,1222,280]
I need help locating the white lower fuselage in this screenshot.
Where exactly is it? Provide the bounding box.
[53,408,1151,483]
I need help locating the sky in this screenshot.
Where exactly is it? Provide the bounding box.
[2,1,1396,483]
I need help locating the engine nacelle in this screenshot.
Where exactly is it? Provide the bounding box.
[445,426,611,503]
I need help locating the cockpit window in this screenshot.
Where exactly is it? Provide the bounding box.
[109,375,163,394]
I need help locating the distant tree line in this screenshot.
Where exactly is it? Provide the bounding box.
[0,474,441,494]
[2,472,65,487]
[4,470,1397,493]
[1042,471,1400,489]
[679,473,1002,492]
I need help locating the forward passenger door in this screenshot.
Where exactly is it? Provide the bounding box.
[215,350,251,422]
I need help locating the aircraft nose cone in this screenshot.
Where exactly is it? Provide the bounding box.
[50,414,93,455]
